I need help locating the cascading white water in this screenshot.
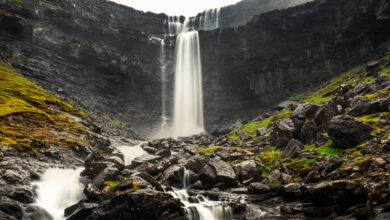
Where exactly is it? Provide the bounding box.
[172,30,205,137]
[34,168,85,220]
[199,8,220,30]
[117,143,147,166]
[160,39,168,131]
[168,16,183,35]
[169,168,232,220]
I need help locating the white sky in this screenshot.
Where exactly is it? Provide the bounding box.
[111,0,242,16]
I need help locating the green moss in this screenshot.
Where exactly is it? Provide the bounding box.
[285,158,317,174]
[227,109,292,141]
[359,112,390,123]
[363,93,379,101]
[378,90,390,96]
[350,151,363,160]
[41,2,58,10]
[269,180,282,188]
[104,180,120,193]
[198,146,220,155]
[258,151,282,166]
[380,67,390,75]
[317,140,344,156]
[0,60,90,149]
[363,77,376,84]
[304,144,316,151]
[351,156,371,166]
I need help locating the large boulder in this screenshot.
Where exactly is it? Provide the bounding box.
[129,154,162,168]
[327,115,372,149]
[234,160,260,182]
[200,158,236,186]
[248,183,270,194]
[348,96,381,116]
[299,119,318,144]
[314,102,337,125]
[271,118,296,147]
[283,139,304,159]
[291,103,321,128]
[159,165,184,187]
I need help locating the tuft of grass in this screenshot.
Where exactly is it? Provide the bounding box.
[104,180,120,193]
[317,140,344,156]
[363,93,378,101]
[285,158,317,174]
[198,146,220,154]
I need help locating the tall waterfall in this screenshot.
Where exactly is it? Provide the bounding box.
[172,30,204,137]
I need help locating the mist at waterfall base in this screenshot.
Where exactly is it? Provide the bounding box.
[154,9,221,139]
[34,168,85,220]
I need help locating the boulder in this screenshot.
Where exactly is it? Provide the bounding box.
[160,165,184,187]
[92,165,120,189]
[129,154,162,168]
[84,183,102,201]
[283,139,304,159]
[327,115,372,148]
[291,103,321,120]
[0,196,23,219]
[270,118,296,147]
[234,160,260,182]
[67,202,99,220]
[314,102,337,125]
[248,183,270,194]
[348,96,381,116]
[200,158,236,185]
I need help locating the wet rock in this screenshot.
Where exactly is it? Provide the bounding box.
[43,146,60,159]
[374,212,390,220]
[280,202,304,214]
[66,202,99,220]
[234,160,260,182]
[0,196,23,219]
[92,165,119,189]
[107,156,125,170]
[300,119,318,144]
[282,183,304,198]
[291,103,321,121]
[270,118,296,147]
[282,139,304,159]
[327,115,372,149]
[183,145,198,155]
[86,189,182,219]
[2,170,23,184]
[84,151,106,178]
[160,165,184,187]
[84,183,102,201]
[7,186,34,203]
[184,155,208,173]
[24,205,53,220]
[156,149,171,157]
[248,183,270,194]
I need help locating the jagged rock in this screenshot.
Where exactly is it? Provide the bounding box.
[184,155,208,173]
[107,156,125,170]
[256,127,267,136]
[291,103,321,129]
[299,119,318,144]
[270,118,296,147]
[381,96,390,112]
[183,145,198,155]
[283,139,304,159]
[160,165,184,187]
[0,196,23,219]
[92,165,119,189]
[234,160,260,182]
[248,183,270,194]
[282,183,304,198]
[43,146,60,159]
[86,189,182,219]
[314,102,337,125]
[129,154,162,168]
[2,170,23,184]
[268,169,281,182]
[348,96,381,116]
[84,151,106,178]
[67,202,99,220]
[200,158,236,186]
[156,149,171,157]
[84,183,102,201]
[327,115,372,148]
[280,202,304,215]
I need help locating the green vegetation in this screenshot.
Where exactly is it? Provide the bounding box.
[104,180,120,193]
[227,109,292,141]
[317,140,344,157]
[41,2,58,10]
[198,146,220,155]
[285,158,316,174]
[0,60,90,149]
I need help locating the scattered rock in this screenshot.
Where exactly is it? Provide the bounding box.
[282,139,304,159]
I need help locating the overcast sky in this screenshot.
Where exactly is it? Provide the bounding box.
[111,0,242,16]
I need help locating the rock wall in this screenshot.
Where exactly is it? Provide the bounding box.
[0,0,167,134]
[200,0,390,131]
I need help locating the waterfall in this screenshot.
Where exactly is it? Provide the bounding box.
[33,168,84,220]
[199,8,220,30]
[160,39,168,131]
[172,30,204,137]
[168,168,232,220]
[168,16,183,36]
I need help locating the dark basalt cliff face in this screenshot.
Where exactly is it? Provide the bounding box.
[0,0,166,135]
[200,0,390,131]
[0,0,389,136]
[219,0,314,28]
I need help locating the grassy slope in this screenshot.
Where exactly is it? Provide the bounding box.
[217,54,390,185]
[0,60,91,151]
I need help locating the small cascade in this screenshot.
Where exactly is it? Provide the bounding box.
[34,168,84,220]
[117,143,147,166]
[168,16,183,35]
[168,168,232,220]
[199,8,220,30]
